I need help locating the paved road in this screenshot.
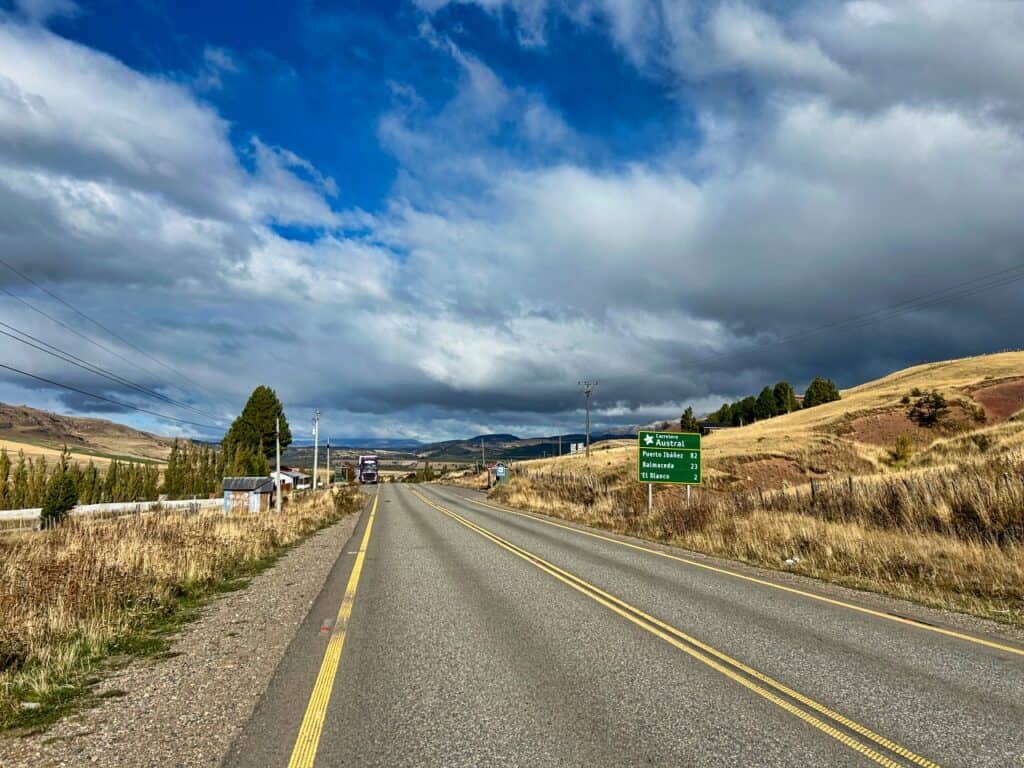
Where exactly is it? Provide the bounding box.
[224,483,1024,768]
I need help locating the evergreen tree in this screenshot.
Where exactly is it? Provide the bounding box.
[803,377,842,408]
[755,386,778,420]
[28,456,48,507]
[163,441,182,498]
[733,396,758,426]
[710,403,733,424]
[0,448,9,510]
[773,381,799,414]
[229,444,270,476]
[223,386,291,461]
[41,448,77,528]
[11,451,28,508]
[679,406,701,433]
[81,461,100,504]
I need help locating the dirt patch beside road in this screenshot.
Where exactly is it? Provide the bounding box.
[0,511,361,768]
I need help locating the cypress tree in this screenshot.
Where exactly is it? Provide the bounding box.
[41,448,78,528]
[773,381,799,414]
[804,377,842,408]
[0,448,9,510]
[11,451,28,508]
[223,386,291,461]
[679,407,701,433]
[755,386,779,420]
[28,456,48,507]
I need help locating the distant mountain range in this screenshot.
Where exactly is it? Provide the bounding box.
[282,426,661,466]
[0,397,673,469]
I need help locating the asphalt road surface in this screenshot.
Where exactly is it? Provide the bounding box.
[223,483,1024,768]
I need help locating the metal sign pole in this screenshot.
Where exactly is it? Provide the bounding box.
[648,482,652,513]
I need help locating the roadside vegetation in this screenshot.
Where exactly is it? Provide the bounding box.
[487,352,1024,627]
[0,486,363,733]
[493,458,1024,626]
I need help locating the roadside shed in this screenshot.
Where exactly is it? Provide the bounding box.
[222,477,275,514]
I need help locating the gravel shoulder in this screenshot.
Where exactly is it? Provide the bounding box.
[0,509,362,768]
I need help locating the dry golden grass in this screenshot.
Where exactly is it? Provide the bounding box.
[507,351,1024,492]
[489,352,1024,626]
[493,461,1024,626]
[0,486,363,731]
[0,439,120,469]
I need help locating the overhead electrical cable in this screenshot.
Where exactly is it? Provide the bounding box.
[0,362,222,430]
[703,262,1024,361]
[0,320,226,424]
[0,256,219,401]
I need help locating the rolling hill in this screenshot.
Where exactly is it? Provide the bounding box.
[510,350,1024,489]
[0,402,176,465]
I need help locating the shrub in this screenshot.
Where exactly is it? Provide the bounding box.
[908,390,949,427]
[890,434,914,465]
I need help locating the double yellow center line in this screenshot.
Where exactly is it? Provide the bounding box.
[459,494,1024,659]
[288,491,378,768]
[411,488,938,768]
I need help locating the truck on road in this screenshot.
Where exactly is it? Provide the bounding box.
[358,455,379,484]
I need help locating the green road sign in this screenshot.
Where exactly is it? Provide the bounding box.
[637,430,702,485]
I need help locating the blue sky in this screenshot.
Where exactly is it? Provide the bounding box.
[2,0,1024,442]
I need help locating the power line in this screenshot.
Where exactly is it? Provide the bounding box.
[0,256,218,401]
[0,284,177,387]
[0,320,226,424]
[0,362,221,430]
[704,262,1024,361]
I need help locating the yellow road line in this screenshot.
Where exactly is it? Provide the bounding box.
[454,492,1024,659]
[288,491,379,768]
[411,489,938,768]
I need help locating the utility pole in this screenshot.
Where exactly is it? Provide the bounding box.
[578,381,597,458]
[312,409,320,491]
[326,437,331,487]
[558,434,562,457]
[275,417,281,514]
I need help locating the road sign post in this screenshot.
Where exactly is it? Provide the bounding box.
[638,431,702,497]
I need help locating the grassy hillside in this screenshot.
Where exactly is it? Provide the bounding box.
[481,352,1024,626]
[514,351,1024,489]
[0,403,176,465]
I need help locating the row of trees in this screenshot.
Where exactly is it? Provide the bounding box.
[681,376,841,431]
[0,385,295,515]
[0,448,161,512]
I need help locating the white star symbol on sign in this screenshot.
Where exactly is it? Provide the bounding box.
[643,434,654,445]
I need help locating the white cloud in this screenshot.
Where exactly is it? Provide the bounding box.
[194,46,239,92]
[708,3,851,88]
[12,0,79,23]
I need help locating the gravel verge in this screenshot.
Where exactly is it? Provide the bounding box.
[0,510,361,768]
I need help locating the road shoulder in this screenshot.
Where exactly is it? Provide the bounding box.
[0,509,363,768]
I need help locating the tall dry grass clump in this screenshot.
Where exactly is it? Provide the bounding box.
[0,486,363,731]
[493,460,1024,626]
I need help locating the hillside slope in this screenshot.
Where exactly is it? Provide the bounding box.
[486,351,1024,626]
[0,402,176,464]
[513,351,1024,488]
